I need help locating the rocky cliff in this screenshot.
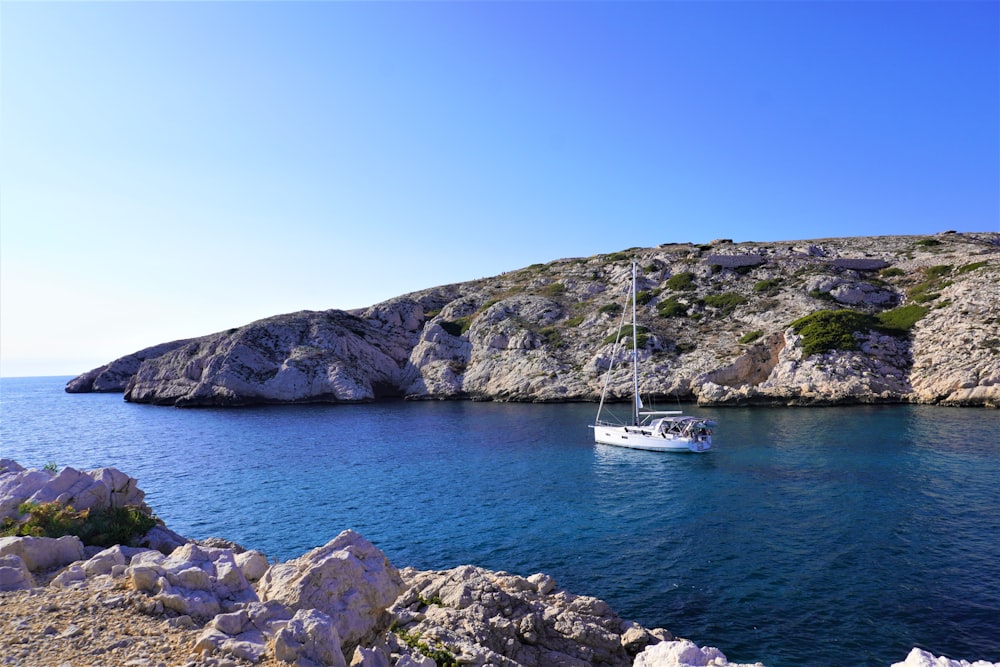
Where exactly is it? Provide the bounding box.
[66,233,1000,407]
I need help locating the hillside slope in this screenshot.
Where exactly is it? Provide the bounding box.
[66,233,1000,407]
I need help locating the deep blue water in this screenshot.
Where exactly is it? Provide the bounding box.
[2,376,999,667]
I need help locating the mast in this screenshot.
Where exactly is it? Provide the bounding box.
[631,261,640,426]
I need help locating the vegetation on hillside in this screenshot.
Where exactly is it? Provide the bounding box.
[1,501,158,548]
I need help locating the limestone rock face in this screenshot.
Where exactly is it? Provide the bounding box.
[65,339,195,393]
[121,310,412,407]
[67,233,1000,407]
[386,564,664,667]
[256,529,404,656]
[0,461,149,521]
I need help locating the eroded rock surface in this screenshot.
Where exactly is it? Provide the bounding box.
[67,233,1000,408]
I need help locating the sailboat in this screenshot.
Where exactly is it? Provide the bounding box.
[591,262,716,453]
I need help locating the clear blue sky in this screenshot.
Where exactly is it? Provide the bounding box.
[2,1,997,377]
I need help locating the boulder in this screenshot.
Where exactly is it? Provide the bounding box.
[0,553,35,591]
[256,530,404,657]
[633,639,766,667]
[0,535,85,572]
[891,647,1000,667]
[273,608,347,667]
[390,565,648,667]
[125,542,257,621]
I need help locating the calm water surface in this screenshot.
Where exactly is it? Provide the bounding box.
[2,376,999,667]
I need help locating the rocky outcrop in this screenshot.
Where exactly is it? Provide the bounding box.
[67,233,1000,407]
[0,458,150,521]
[379,564,670,667]
[256,530,404,656]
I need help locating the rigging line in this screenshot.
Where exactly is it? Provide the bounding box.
[595,267,634,425]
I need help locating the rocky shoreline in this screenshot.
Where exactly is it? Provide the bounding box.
[2,461,997,667]
[65,233,999,409]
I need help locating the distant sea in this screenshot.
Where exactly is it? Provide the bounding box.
[2,376,999,667]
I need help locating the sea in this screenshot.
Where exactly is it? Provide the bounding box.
[1,376,998,667]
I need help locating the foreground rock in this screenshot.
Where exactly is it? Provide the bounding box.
[3,462,998,666]
[891,648,1000,667]
[67,233,1000,407]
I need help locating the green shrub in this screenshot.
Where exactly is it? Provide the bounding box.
[703,292,747,311]
[635,290,654,306]
[598,303,622,315]
[676,341,697,354]
[809,289,836,302]
[605,251,630,262]
[876,305,929,333]
[916,239,942,247]
[543,282,566,297]
[666,272,697,291]
[879,267,905,278]
[1,501,157,548]
[539,327,565,349]
[925,264,952,279]
[439,318,472,337]
[565,315,584,327]
[957,261,988,275]
[790,309,879,356]
[739,330,764,344]
[603,325,649,349]
[657,297,688,317]
[753,278,781,293]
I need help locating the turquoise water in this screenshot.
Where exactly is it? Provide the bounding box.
[2,376,999,666]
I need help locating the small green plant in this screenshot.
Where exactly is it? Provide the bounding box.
[675,341,697,354]
[876,305,929,333]
[635,290,654,306]
[604,251,631,262]
[539,326,566,349]
[924,264,952,279]
[565,315,584,327]
[598,303,622,315]
[879,267,905,278]
[542,282,567,297]
[603,325,649,349]
[2,501,157,548]
[753,278,781,293]
[809,289,836,302]
[916,238,942,247]
[957,261,988,275]
[439,316,473,337]
[391,626,458,667]
[739,330,764,344]
[657,297,688,318]
[43,462,59,473]
[666,272,697,291]
[703,292,747,313]
[790,309,879,356]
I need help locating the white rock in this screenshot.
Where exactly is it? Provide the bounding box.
[0,553,35,591]
[257,530,403,654]
[891,647,1000,667]
[0,535,85,572]
[633,639,765,667]
[273,608,346,667]
[235,549,269,582]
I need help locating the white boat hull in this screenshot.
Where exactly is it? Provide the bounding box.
[593,425,712,453]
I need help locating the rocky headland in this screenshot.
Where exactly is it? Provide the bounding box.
[3,461,996,667]
[66,233,1000,408]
